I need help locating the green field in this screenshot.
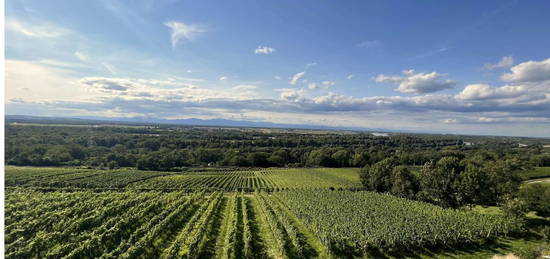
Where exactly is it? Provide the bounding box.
[4,166,548,258]
[519,166,550,180]
[5,166,361,191]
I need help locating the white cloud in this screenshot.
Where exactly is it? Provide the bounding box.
[102,63,117,75]
[456,84,526,100]
[308,83,318,89]
[164,21,205,48]
[289,71,305,85]
[346,74,355,80]
[9,70,550,137]
[277,88,305,102]
[219,76,228,81]
[232,85,256,90]
[79,77,140,92]
[74,51,90,62]
[442,119,459,124]
[254,46,276,55]
[484,56,514,70]
[5,19,69,38]
[75,76,257,102]
[274,76,281,80]
[322,81,336,87]
[478,117,498,123]
[501,57,550,83]
[5,60,84,102]
[411,47,449,60]
[306,62,317,68]
[375,69,456,94]
[34,59,87,69]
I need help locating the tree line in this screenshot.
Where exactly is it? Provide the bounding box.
[359,154,550,218]
[5,124,550,170]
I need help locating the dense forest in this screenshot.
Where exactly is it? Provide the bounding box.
[6,123,550,171]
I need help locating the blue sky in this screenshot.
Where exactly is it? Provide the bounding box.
[5,0,550,137]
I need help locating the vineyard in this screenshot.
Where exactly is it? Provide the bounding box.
[5,166,361,191]
[5,166,527,258]
[273,190,523,255]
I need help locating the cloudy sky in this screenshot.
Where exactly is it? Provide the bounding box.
[5,0,550,137]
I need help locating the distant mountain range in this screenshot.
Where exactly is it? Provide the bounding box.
[5,114,397,133]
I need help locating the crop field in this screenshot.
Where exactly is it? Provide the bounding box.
[3,166,533,258]
[5,167,171,189]
[274,190,522,255]
[127,170,279,191]
[5,166,360,191]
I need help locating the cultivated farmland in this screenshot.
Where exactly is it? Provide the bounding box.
[4,166,535,258]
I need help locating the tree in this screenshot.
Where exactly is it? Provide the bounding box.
[530,154,550,167]
[331,150,350,167]
[359,164,371,188]
[107,161,117,169]
[136,154,159,170]
[194,148,223,165]
[418,157,463,208]
[389,166,419,199]
[268,149,289,166]
[519,184,550,217]
[457,163,492,205]
[307,149,336,167]
[360,157,397,192]
[44,146,73,165]
[173,149,192,167]
[501,196,528,219]
[485,159,521,202]
[67,144,86,160]
[248,152,270,167]
[229,154,250,167]
[220,150,249,167]
[352,151,369,167]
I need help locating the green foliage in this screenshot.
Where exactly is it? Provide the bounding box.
[486,159,522,200]
[501,197,529,219]
[4,167,534,258]
[331,149,350,167]
[513,245,550,259]
[248,152,270,167]
[519,166,550,180]
[6,166,362,191]
[9,123,548,170]
[539,226,550,241]
[417,157,522,208]
[519,183,550,217]
[5,166,170,189]
[306,148,337,167]
[457,163,492,205]
[267,149,290,166]
[359,164,371,188]
[390,165,419,199]
[360,157,398,192]
[4,190,204,258]
[275,190,523,253]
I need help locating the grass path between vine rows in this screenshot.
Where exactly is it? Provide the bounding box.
[249,195,285,259]
[269,193,334,259]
